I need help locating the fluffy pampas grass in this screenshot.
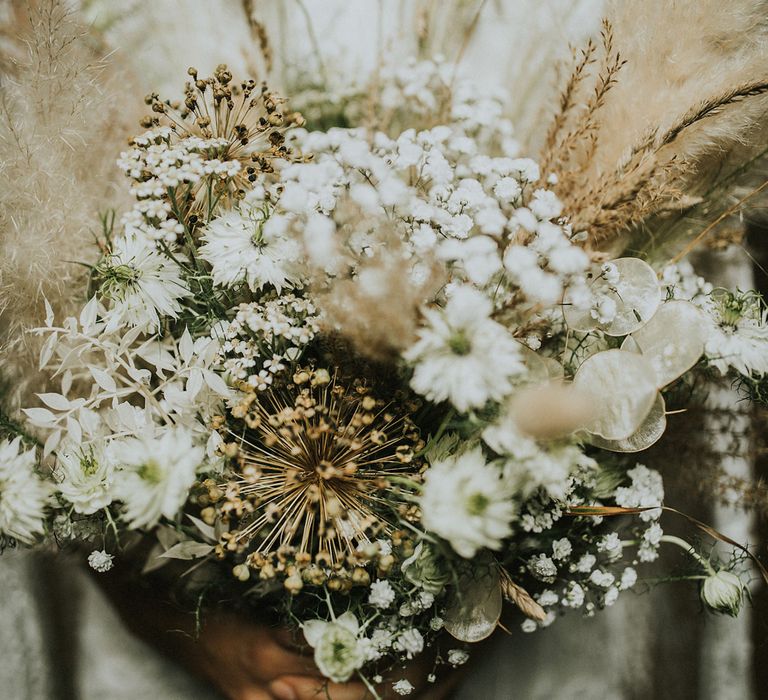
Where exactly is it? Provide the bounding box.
[0,0,135,408]
[541,0,768,256]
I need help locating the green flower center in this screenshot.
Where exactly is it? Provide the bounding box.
[467,492,490,515]
[137,459,162,484]
[448,330,472,356]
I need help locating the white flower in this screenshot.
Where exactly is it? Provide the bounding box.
[562,581,585,608]
[302,612,366,683]
[393,679,415,696]
[368,580,396,609]
[447,649,470,666]
[589,570,615,588]
[110,428,204,529]
[405,286,525,412]
[87,549,114,573]
[615,464,664,521]
[620,567,638,590]
[528,554,557,583]
[529,189,562,220]
[0,437,52,543]
[700,570,744,616]
[572,554,596,573]
[704,301,768,377]
[395,629,424,658]
[521,619,538,633]
[56,443,114,515]
[99,235,190,332]
[537,589,559,606]
[552,538,572,561]
[597,533,623,560]
[493,176,521,201]
[199,209,303,293]
[420,446,516,558]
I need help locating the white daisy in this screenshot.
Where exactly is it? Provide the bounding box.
[99,235,190,332]
[199,207,303,293]
[0,437,52,543]
[420,446,516,558]
[404,285,524,412]
[109,427,204,529]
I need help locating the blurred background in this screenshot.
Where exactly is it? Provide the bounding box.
[0,1,765,698]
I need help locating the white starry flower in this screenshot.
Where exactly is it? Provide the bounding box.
[421,446,516,558]
[109,428,204,529]
[87,549,114,573]
[0,437,52,544]
[405,286,525,412]
[199,208,303,293]
[98,235,190,332]
[302,612,366,683]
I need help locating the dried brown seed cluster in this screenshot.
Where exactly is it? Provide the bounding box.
[206,370,425,588]
[137,64,305,226]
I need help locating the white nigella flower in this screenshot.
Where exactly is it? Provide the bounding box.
[98,235,190,332]
[404,285,525,412]
[703,291,768,376]
[199,207,303,293]
[109,428,204,529]
[56,443,114,515]
[302,612,366,683]
[87,549,114,573]
[420,446,516,558]
[0,437,52,544]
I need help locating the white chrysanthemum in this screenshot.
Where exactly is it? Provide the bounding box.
[302,612,366,683]
[109,428,204,529]
[99,235,190,332]
[87,549,114,573]
[56,443,114,515]
[404,286,524,412]
[199,209,303,293]
[0,437,52,543]
[420,446,516,558]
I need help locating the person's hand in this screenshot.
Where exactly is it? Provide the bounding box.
[183,612,459,700]
[93,567,462,699]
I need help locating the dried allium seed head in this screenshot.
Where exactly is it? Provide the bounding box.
[217,371,424,579]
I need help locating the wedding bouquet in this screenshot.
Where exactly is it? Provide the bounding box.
[3,16,768,697]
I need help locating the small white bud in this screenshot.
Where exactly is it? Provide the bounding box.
[701,570,743,616]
